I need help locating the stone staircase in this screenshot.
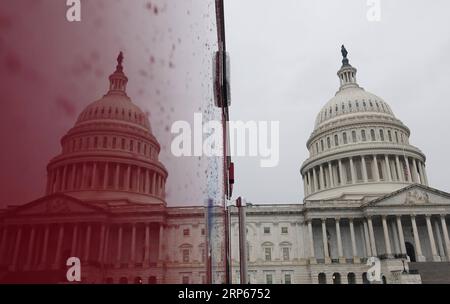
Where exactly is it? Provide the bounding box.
[410,262,450,284]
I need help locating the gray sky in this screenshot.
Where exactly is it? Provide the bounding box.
[225,0,450,204]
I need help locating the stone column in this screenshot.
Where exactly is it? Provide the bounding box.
[114,163,120,188]
[319,165,325,189]
[40,225,50,267]
[53,168,60,192]
[307,171,312,194]
[91,162,97,189]
[382,216,392,256]
[126,165,131,191]
[395,156,403,182]
[433,220,445,259]
[145,169,150,194]
[313,168,318,192]
[411,215,425,261]
[102,226,110,264]
[396,216,407,255]
[335,218,345,263]
[405,156,412,183]
[98,224,106,263]
[440,215,450,260]
[11,226,22,270]
[349,219,358,262]
[136,167,141,192]
[158,224,164,262]
[412,159,420,183]
[61,165,67,191]
[367,217,377,256]
[328,162,334,188]
[71,224,78,257]
[25,225,36,269]
[130,223,136,266]
[71,164,77,190]
[349,157,355,184]
[426,215,440,262]
[83,224,92,262]
[422,163,429,186]
[385,156,392,182]
[53,224,64,269]
[390,220,400,254]
[116,225,123,267]
[361,156,368,182]
[363,221,372,257]
[338,160,344,185]
[103,163,109,188]
[81,163,87,189]
[307,220,316,262]
[321,218,330,264]
[152,172,157,194]
[373,156,380,182]
[144,224,150,265]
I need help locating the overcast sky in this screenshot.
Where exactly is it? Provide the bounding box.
[225,0,450,204]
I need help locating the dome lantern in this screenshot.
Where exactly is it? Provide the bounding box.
[107,51,128,96]
[337,45,359,91]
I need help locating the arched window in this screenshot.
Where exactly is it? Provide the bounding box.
[334,135,339,146]
[103,137,108,148]
[343,132,348,144]
[94,137,98,148]
[327,137,331,149]
[112,137,117,149]
[388,130,392,142]
[370,129,376,141]
[121,138,126,150]
[320,140,324,151]
[395,131,399,143]
[134,277,143,284]
[347,273,356,284]
[318,273,327,284]
[382,276,387,284]
[379,129,385,141]
[361,130,366,141]
[352,130,357,142]
[332,273,341,284]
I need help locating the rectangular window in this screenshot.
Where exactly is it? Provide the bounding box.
[281,227,288,234]
[183,228,190,236]
[182,275,190,284]
[352,130,357,142]
[388,130,392,142]
[266,274,273,284]
[361,130,367,141]
[182,249,190,263]
[264,248,272,261]
[282,247,290,261]
[334,134,339,146]
[263,227,270,234]
[327,137,331,149]
[201,248,205,263]
[343,132,348,144]
[201,228,205,236]
[285,274,292,284]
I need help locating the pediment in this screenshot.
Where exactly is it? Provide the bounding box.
[365,184,450,208]
[8,194,107,216]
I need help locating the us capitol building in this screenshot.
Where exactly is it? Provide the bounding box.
[1,49,450,284]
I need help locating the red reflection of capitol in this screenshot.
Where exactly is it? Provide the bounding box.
[0,54,205,284]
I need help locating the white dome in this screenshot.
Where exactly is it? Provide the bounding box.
[315,83,395,129]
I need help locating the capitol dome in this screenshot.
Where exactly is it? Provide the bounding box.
[301,46,428,201]
[45,53,168,205]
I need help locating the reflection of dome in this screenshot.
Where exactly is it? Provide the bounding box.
[46,53,167,205]
[301,47,428,201]
[76,94,152,131]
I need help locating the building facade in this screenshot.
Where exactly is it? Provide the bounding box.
[1,51,450,284]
